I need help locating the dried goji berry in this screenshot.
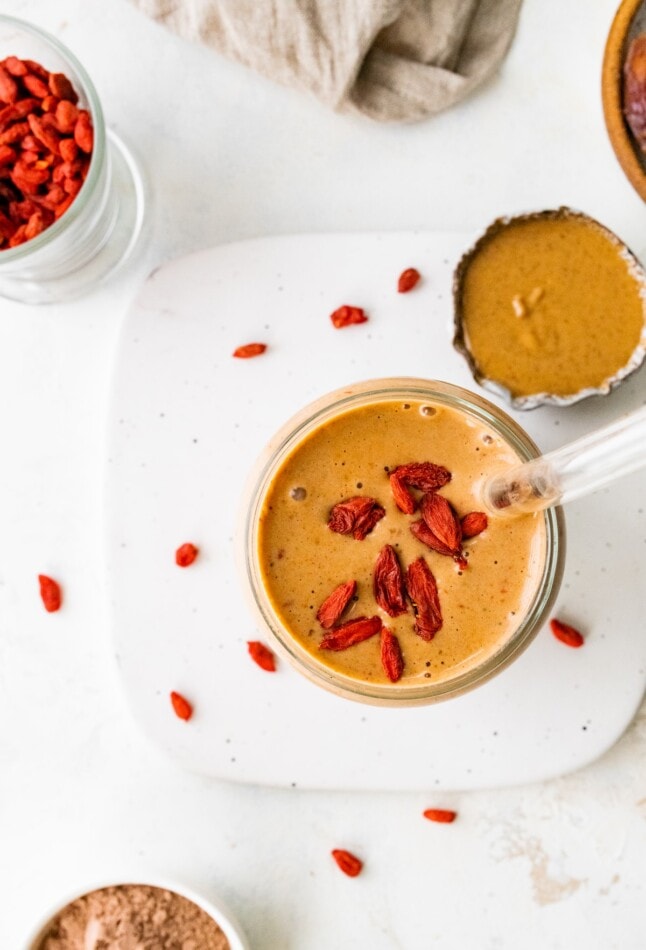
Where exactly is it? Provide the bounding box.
[419,492,462,556]
[330,305,368,329]
[319,616,382,651]
[398,267,421,293]
[410,519,454,557]
[461,511,488,539]
[175,542,198,567]
[331,849,363,877]
[55,99,78,134]
[0,120,29,145]
[73,110,93,153]
[23,73,50,99]
[406,557,442,641]
[0,65,18,104]
[380,627,404,682]
[0,98,39,126]
[24,210,45,240]
[28,113,61,155]
[549,618,584,648]
[0,57,92,249]
[0,210,14,238]
[423,808,457,823]
[389,469,416,514]
[38,574,62,612]
[170,690,193,721]
[59,138,78,163]
[233,343,267,358]
[247,640,277,671]
[49,72,78,103]
[41,95,59,114]
[373,545,407,617]
[3,57,27,78]
[394,461,452,493]
[316,579,357,629]
[54,194,74,219]
[389,461,451,512]
[24,60,50,81]
[63,177,82,197]
[328,496,385,541]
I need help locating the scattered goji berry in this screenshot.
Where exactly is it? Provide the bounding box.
[170,691,193,721]
[389,461,451,513]
[398,267,421,293]
[330,305,368,329]
[419,492,462,556]
[233,343,267,358]
[316,579,357,629]
[423,808,457,823]
[461,511,488,538]
[247,640,277,671]
[406,557,442,641]
[175,542,198,567]
[550,618,584,648]
[410,518,455,557]
[319,616,382,651]
[331,849,363,877]
[38,574,62,612]
[328,496,385,540]
[373,545,407,617]
[381,627,404,682]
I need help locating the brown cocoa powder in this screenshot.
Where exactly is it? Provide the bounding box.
[35,883,231,950]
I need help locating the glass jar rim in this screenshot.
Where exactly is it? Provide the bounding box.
[243,377,566,706]
[0,14,106,262]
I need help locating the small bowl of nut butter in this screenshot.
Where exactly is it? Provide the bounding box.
[452,207,646,409]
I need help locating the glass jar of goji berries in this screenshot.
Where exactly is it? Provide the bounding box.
[242,378,565,706]
[0,16,145,303]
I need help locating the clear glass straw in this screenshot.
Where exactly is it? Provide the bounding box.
[480,405,646,516]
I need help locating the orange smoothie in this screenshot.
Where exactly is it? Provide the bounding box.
[255,394,548,692]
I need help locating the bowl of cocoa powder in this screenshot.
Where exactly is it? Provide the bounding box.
[25,880,249,950]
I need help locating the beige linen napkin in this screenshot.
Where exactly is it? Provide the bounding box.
[132,0,522,121]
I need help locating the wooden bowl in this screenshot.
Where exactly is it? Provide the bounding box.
[602,0,646,201]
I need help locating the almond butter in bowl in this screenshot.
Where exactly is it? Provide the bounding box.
[452,208,646,409]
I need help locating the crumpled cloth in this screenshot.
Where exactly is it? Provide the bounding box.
[131,0,522,122]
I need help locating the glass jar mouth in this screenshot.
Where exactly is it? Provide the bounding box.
[0,14,106,260]
[242,377,565,706]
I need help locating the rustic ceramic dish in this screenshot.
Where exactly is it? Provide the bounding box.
[602,0,646,201]
[452,207,646,410]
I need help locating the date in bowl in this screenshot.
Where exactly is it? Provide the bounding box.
[602,0,646,202]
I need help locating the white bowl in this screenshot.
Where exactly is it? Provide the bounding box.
[23,877,250,950]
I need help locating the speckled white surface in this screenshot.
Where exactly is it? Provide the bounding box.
[3,0,646,947]
[107,232,646,791]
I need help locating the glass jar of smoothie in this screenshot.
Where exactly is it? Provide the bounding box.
[242,379,565,706]
[0,15,145,303]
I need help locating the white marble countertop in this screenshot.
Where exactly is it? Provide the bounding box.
[2,0,646,947]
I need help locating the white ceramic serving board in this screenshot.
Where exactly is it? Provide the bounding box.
[105,232,646,791]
